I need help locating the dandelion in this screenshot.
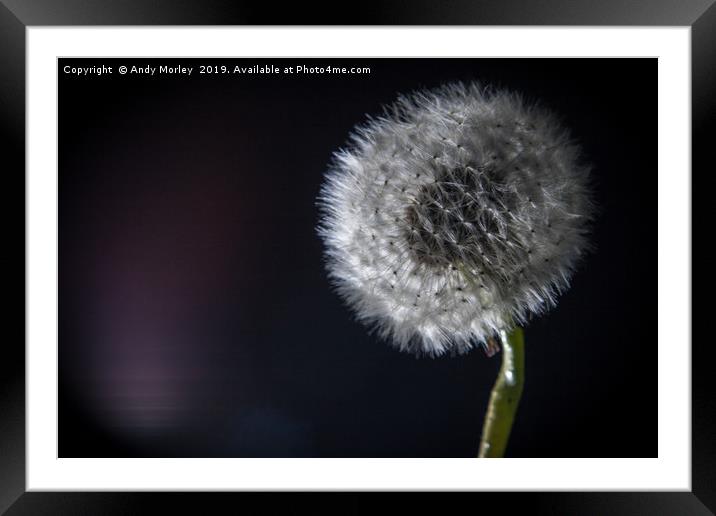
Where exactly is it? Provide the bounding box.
[318,81,594,457]
[318,82,592,357]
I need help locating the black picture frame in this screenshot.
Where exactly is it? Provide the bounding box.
[2,1,708,514]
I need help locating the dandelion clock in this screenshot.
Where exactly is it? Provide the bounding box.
[318,82,593,457]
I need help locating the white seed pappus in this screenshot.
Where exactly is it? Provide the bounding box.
[318,82,593,356]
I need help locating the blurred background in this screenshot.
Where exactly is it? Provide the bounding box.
[59,58,656,457]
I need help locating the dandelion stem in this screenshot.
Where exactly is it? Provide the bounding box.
[478,326,525,458]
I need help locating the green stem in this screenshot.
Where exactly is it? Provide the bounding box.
[478,326,525,458]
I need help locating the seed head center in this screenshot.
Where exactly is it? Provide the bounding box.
[404,164,509,270]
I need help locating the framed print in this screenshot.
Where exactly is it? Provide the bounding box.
[2,1,709,514]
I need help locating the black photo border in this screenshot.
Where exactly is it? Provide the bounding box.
[2,1,709,514]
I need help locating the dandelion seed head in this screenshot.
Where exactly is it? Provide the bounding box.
[318,82,593,356]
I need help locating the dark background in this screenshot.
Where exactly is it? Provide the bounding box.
[59,58,656,458]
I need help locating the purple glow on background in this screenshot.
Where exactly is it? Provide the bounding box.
[80,142,256,437]
[60,85,325,455]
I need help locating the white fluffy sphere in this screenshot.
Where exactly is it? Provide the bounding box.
[318,82,593,356]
